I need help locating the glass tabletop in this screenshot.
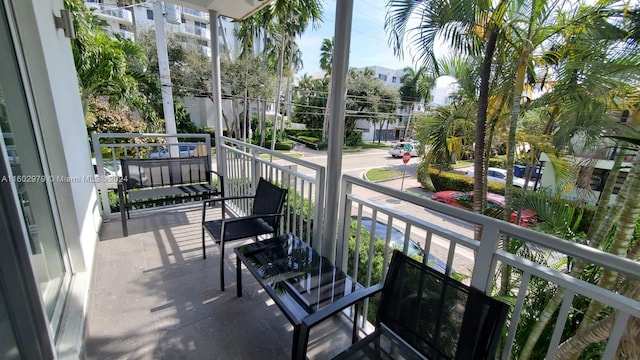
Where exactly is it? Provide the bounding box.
[235,233,362,324]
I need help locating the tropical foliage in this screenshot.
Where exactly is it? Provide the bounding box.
[387,0,640,358]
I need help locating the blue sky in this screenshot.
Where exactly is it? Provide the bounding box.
[297,0,416,76]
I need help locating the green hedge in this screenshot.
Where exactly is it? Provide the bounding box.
[263,139,295,150]
[428,168,510,195]
[285,129,322,138]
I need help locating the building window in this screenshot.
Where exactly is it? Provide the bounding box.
[146,9,153,20]
[195,21,207,29]
[378,74,387,81]
[392,76,397,83]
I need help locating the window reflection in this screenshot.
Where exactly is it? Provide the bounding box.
[0,42,67,324]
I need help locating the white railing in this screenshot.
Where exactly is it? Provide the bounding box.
[90,133,212,218]
[179,23,210,40]
[337,175,640,359]
[182,7,209,20]
[219,137,326,250]
[84,2,133,23]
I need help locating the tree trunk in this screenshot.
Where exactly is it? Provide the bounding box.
[270,31,286,150]
[322,77,332,142]
[472,27,498,240]
[281,38,294,141]
[260,99,266,147]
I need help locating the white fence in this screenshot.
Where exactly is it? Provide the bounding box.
[337,175,640,359]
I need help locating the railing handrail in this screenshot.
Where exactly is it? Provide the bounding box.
[340,174,640,280]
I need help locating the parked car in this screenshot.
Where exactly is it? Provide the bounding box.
[92,158,121,190]
[466,167,528,188]
[149,144,198,159]
[352,216,447,273]
[388,141,420,158]
[431,190,538,227]
[513,164,541,180]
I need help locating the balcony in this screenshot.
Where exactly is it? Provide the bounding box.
[182,7,210,21]
[85,134,640,359]
[178,23,211,40]
[84,1,134,25]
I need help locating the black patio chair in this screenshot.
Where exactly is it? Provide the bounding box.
[202,177,288,291]
[297,250,510,360]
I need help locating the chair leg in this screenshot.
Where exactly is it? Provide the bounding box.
[201,227,206,259]
[220,240,225,291]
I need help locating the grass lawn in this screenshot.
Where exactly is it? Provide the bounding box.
[360,142,392,149]
[452,160,473,168]
[366,167,402,181]
[258,151,304,159]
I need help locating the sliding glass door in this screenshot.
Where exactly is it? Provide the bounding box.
[0,0,70,338]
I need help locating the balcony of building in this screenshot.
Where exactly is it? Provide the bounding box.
[178,23,211,41]
[182,7,210,22]
[84,1,134,26]
[84,133,640,359]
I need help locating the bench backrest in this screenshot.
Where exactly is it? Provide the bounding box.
[378,250,509,360]
[121,156,211,190]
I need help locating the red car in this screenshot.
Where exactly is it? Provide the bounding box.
[431,191,538,227]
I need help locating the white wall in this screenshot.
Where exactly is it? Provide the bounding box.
[12,1,100,356]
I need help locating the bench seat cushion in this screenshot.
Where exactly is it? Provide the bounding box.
[127,184,217,202]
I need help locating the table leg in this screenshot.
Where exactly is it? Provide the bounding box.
[352,302,360,344]
[236,256,242,297]
[292,324,302,360]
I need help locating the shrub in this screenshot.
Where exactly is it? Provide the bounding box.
[427,168,518,195]
[345,130,363,146]
[428,168,474,192]
[489,156,506,168]
[297,136,320,143]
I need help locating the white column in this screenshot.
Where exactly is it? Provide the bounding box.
[322,0,353,260]
[209,10,226,178]
[154,1,178,155]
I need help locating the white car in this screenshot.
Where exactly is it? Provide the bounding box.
[92,158,122,189]
[389,141,420,158]
[149,145,198,159]
[466,167,528,188]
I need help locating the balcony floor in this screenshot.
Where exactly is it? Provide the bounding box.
[83,204,352,359]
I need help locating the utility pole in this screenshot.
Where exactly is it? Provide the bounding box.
[154,1,178,156]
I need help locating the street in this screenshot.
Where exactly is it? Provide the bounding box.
[279,147,477,274]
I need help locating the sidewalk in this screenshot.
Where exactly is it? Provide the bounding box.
[373,174,432,198]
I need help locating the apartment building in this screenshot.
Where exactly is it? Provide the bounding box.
[84,0,239,58]
[353,66,459,142]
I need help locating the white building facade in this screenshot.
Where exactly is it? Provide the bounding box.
[353,66,455,142]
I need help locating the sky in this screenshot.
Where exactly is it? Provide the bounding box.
[296,0,417,77]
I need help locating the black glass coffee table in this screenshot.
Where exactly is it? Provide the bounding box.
[234,233,367,360]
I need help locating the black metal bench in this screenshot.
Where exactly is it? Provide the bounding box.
[118,156,222,237]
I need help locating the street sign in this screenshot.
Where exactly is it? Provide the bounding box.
[403,143,412,151]
[402,151,411,164]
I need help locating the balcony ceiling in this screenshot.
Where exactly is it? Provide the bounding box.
[170,0,273,20]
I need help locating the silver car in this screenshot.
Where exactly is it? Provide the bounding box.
[466,167,527,188]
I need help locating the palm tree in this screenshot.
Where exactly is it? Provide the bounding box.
[386,0,508,233]
[399,66,435,138]
[514,3,640,357]
[65,0,156,127]
[319,37,333,141]
[267,0,323,150]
